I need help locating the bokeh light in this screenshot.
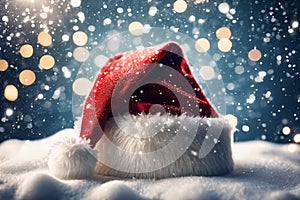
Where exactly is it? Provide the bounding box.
[235,66,245,75]
[19,70,36,86]
[5,108,13,117]
[128,21,144,36]
[20,44,33,58]
[216,27,232,39]
[0,59,8,71]
[72,31,88,46]
[199,66,215,80]
[73,47,89,62]
[218,2,230,14]
[4,85,18,102]
[293,134,300,143]
[194,0,205,4]
[148,6,158,16]
[62,34,70,42]
[292,21,299,29]
[195,38,210,53]
[70,0,81,8]
[72,77,92,96]
[242,125,250,132]
[173,0,188,13]
[218,38,232,52]
[39,55,55,69]
[37,32,52,47]
[248,49,262,61]
[282,126,291,135]
[94,55,109,68]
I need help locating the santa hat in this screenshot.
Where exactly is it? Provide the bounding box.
[48,42,235,179]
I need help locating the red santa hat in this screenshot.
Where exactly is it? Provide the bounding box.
[48,42,235,179]
[80,42,219,146]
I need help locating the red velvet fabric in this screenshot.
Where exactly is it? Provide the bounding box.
[80,42,218,146]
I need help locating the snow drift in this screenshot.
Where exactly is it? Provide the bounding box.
[0,129,299,200]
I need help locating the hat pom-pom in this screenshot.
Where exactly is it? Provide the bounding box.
[48,136,97,179]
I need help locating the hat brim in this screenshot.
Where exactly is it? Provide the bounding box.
[94,114,234,178]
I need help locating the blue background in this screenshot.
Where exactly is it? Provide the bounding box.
[0,0,299,143]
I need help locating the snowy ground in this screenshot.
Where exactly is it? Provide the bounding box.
[0,129,299,200]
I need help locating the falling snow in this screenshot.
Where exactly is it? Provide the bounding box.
[0,0,299,145]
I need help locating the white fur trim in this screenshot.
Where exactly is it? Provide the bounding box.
[48,136,97,179]
[94,114,235,179]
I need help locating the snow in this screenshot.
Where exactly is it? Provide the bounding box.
[0,129,300,200]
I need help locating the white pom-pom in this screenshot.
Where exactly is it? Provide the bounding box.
[48,137,97,179]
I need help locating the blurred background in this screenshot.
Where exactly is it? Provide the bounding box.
[0,0,299,144]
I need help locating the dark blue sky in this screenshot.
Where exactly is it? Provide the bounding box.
[0,0,299,143]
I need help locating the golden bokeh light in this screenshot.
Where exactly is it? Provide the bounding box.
[39,55,55,69]
[73,47,90,62]
[248,49,262,61]
[128,21,144,36]
[293,134,300,143]
[282,126,291,135]
[225,114,238,127]
[19,70,36,86]
[173,0,188,13]
[72,77,92,96]
[20,44,34,58]
[72,31,88,46]
[218,38,232,52]
[0,59,8,71]
[199,66,215,81]
[37,32,52,47]
[195,38,210,53]
[4,84,18,102]
[216,27,232,39]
